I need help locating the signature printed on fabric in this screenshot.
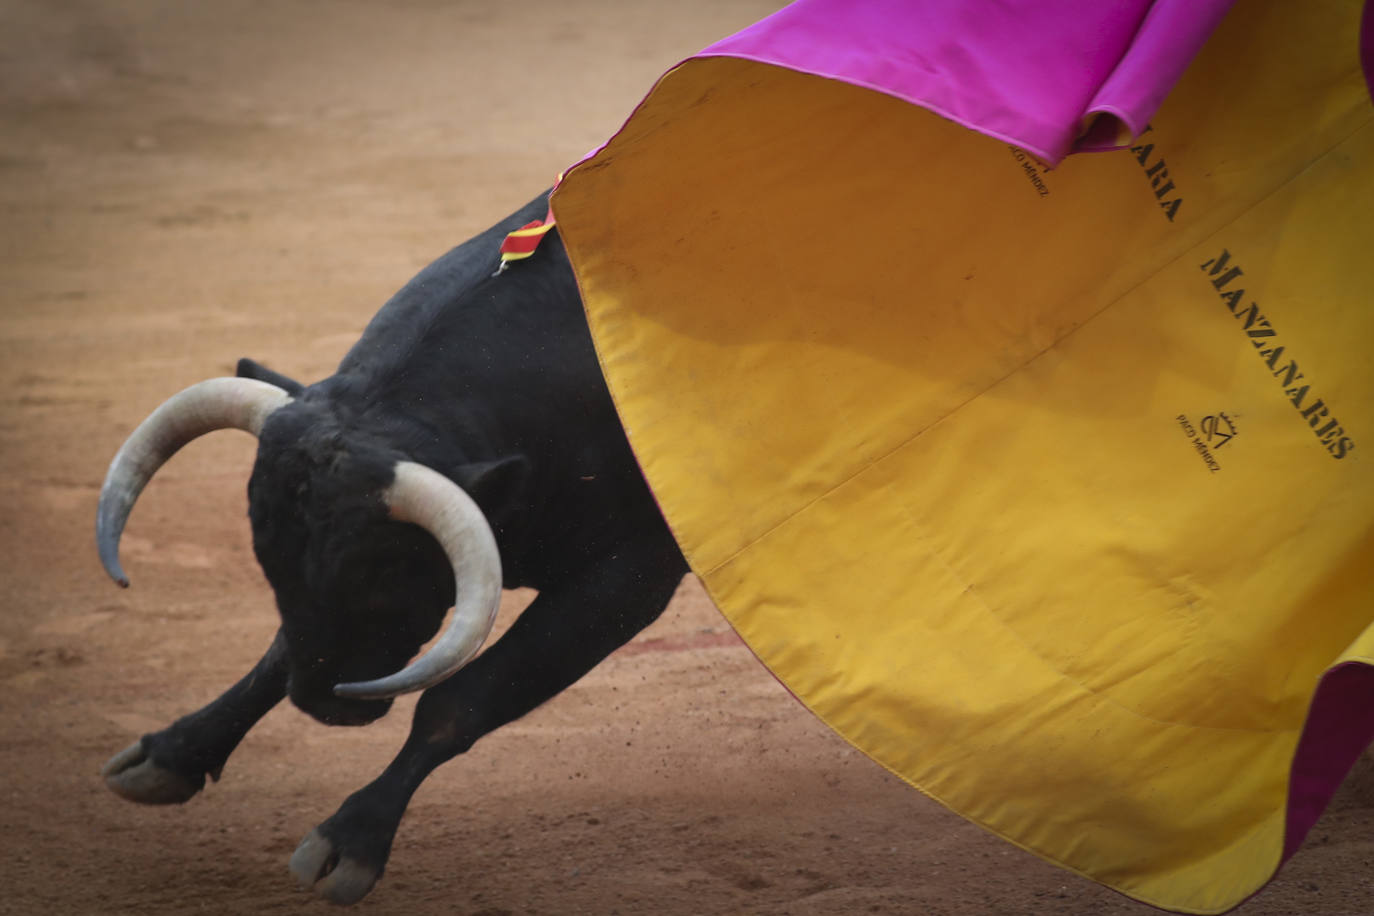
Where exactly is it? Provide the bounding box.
[1176,413,1232,473]
[1007,146,1050,198]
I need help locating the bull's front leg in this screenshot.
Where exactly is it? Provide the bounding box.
[103,628,289,804]
[289,538,688,905]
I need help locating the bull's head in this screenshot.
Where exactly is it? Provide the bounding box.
[95,377,503,725]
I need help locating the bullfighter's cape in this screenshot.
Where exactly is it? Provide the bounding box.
[551,1,1374,912]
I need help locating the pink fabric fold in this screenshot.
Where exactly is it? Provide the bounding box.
[698,0,1235,164]
[1364,0,1374,100]
[1283,662,1374,864]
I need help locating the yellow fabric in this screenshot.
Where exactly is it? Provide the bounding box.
[553,3,1374,912]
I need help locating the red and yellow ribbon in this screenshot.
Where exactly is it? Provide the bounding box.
[497,174,563,271]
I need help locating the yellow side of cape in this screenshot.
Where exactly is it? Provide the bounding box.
[554,3,1374,912]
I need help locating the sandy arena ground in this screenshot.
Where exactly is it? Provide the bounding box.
[2,2,1372,913]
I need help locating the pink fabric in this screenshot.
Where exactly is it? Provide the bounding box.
[1364,0,1374,101]
[698,0,1235,164]
[1283,662,1374,863]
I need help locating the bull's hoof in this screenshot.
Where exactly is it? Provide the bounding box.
[290,828,380,905]
[101,739,205,805]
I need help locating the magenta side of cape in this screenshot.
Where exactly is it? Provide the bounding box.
[1284,662,1374,864]
[696,0,1234,164]
[1364,0,1374,99]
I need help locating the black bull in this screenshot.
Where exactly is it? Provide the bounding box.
[96,193,690,904]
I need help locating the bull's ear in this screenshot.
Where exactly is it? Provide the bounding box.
[450,456,530,535]
[452,456,530,507]
[236,357,305,396]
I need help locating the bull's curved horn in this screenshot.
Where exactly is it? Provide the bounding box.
[96,377,292,587]
[332,461,502,700]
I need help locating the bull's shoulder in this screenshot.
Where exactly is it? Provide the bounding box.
[337,191,554,376]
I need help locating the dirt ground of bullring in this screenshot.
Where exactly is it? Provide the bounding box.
[2,2,1372,914]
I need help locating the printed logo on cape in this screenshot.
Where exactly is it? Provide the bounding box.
[1177,413,1234,473]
